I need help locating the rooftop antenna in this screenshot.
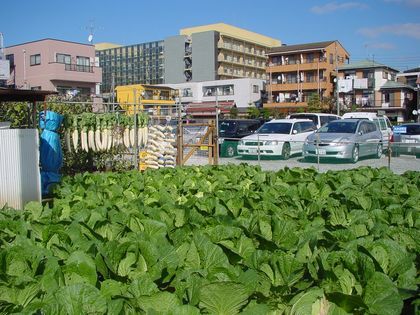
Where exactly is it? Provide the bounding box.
[0,32,4,60]
[85,19,96,44]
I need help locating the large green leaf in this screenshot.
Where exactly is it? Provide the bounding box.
[62,250,97,286]
[363,272,403,315]
[289,288,324,315]
[198,282,250,315]
[136,291,180,313]
[269,252,305,288]
[52,283,107,315]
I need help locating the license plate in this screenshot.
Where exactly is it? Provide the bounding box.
[249,148,257,154]
[403,139,416,143]
[316,149,326,155]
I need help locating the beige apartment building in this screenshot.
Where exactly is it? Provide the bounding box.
[264,40,349,111]
[181,23,280,81]
[165,23,281,83]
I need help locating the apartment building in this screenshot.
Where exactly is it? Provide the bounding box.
[338,60,415,122]
[5,39,102,97]
[164,23,280,83]
[264,40,349,111]
[95,41,164,96]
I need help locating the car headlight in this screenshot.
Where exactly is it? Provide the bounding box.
[239,140,245,145]
[265,140,278,145]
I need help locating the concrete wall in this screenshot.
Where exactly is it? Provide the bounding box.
[162,78,264,108]
[191,31,218,82]
[164,35,188,84]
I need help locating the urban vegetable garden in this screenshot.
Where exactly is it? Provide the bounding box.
[0,165,419,314]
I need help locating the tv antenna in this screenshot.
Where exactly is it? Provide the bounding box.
[85,19,101,44]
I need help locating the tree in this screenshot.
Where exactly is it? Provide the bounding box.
[321,96,335,113]
[247,107,260,119]
[307,93,322,112]
[229,106,238,118]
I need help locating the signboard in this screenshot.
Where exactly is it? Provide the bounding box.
[393,126,407,134]
[0,60,10,80]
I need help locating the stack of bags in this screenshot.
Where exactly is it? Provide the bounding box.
[144,125,177,169]
[162,125,176,168]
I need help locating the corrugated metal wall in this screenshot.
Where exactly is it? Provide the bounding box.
[0,129,41,210]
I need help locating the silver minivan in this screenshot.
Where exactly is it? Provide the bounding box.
[303,119,383,163]
[342,112,392,147]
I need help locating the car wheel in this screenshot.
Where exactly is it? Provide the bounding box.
[351,145,359,163]
[282,142,291,160]
[376,143,382,158]
[226,145,235,157]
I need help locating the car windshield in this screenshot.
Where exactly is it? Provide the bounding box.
[257,122,292,134]
[219,121,237,134]
[318,121,358,134]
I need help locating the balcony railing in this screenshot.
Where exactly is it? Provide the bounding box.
[268,57,327,67]
[271,77,327,84]
[64,63,94,73]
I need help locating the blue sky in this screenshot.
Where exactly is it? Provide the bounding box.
[1,0,419,71]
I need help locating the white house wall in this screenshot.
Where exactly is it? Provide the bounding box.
[161,78,264,108]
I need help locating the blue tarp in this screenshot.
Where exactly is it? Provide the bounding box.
[39,110,63,195]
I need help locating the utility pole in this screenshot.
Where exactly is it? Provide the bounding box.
[111,73,115,111]
[335,42,340,116]
[372,55,376,108]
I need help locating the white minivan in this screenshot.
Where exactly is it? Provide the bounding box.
[341,112,393,147]
[286,113,341,129]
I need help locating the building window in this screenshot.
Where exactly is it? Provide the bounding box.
[57,86,72,95]
[382,71,388,79]
[77,87,92,95]
[182,88,193,97]
[6,54,14,68]
[222,85,234,95]
[56,53,71,64]
[77,56,90,66]
[30,54,41,66]
[329,53,333,64]
[31,86,41,91]
[306,53,314,63]
[253,85,259,93]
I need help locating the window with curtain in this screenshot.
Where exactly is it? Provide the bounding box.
[30,54,41,66]
[56,53,71,64]
[76,56,90,66]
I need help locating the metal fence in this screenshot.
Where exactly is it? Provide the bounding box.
[195,136,420,174]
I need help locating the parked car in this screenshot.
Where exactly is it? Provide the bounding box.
[391,123,420,157]
[286,113,341,129]
[303,119,383,163]
[237,119,316,159]
[218,119,265,157]
[341,112,392,147]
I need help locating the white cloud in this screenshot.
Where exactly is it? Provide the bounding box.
[358,23,420,39]
[310,2,368,14]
